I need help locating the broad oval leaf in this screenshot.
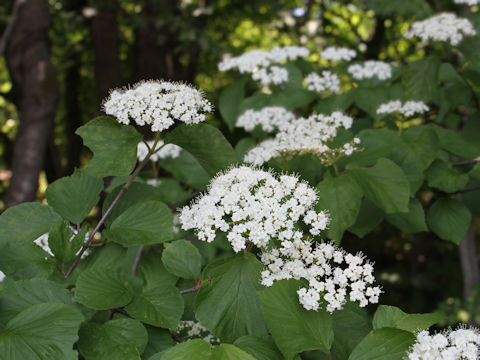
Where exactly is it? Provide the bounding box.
[316,174,363,244]
[402,56,440,102]
[348,158,410,214]
[0,202,60,245]
[211,343,257,360]
[125,284,184,329]
[74,268,134,310]
[107,200,173,246]
[162,240,202,279]
[258,279,334,360]
[427,198,472,244]
[194,253,268,343]
[0,278,75,324]
[348,327,415,360]
[385,199,428,234]
[76,116,142,178]
[98,344,140,360]
[0,303,84,359]
[234,335,284,360]
[46,168,103,224]
[77,318,148,359]
[373,305,443,333]
[219,78,247,132]
[150,339,211,360]
[164,123,237,177]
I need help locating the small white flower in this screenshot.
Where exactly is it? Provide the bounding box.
[454,0,479,5]
[103,80,213,132]
[404,13,476,45]
[348,61,392,80]
[174,320,219,344]
[262,240,381,312]
[180,166,328,252]
[376,100,429,117]
[320,46,357,61]
[236,107,297,132]
[407,326,480,360]
[137,140,182,162]
[304,71,340,93]
[252,66,289,86]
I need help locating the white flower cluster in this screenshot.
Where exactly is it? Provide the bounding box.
[261,241,381,312]
[454,0,479,5]
[407,327,480,360]
[348,61,392,80]
[236,107,296,132]
[137,140,182,162]
[320,46,357,61]
[103,80,213,132]
[251,66,289,86]
[218,46,310,86]
[243,112,360,166]
[304,71,340,93]
[174,320,219,345]
[180,166,329,252]
[376,100,429,117]
[404,13,476,46]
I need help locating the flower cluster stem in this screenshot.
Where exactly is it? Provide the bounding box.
[64,136,165,279]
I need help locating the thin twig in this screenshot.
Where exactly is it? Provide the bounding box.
[455,186,480,195]
[180,287,197,294]
[453,159,480,167]
[64,139,165,279]
[0,0,26,57]
[131,245,144,276]
[169,189,203,209]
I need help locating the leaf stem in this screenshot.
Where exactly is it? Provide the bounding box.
[64,135,165,279]
[131,245,145,276]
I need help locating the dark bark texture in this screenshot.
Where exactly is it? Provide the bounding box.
[4,0,59,208]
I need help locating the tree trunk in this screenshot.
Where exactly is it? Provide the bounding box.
[4,0,59,208]
[459,223,479,299]
[90,0,122,109]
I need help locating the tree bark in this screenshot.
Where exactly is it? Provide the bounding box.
[4,0,59,208]
[90,0,122,109]
[459,223,479,299]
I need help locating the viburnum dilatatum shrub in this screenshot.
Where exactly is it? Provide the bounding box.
[1,2,480,359]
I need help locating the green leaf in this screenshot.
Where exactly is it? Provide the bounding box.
[348,198,385,238]
[345,128,396,167]
[106,200,173,246]
[373,305,443,333]
[46,168,103,224]
[316,174,363,243]
[142,326,174,359]
[348,158,410,214]
[348,328,415,360]
[427,159,469,193]
[0,202,60,245]
[238,93,270,115]
[0,303,84,359]
[402,56,440,102]
[77,318,148,359]
[76,116,142,178]
[74,268,134,310]
[258,279,334,360]
[0,240,54,280]
[269,89,316,110]
[0,278,75,324]
[354,87,390,120]
[427,198,472,244]
[332,303,372,360]
[151,339,211,360]
[125,284,184,329]
[98,344,140,360]
[219,78,247,132]
[103,182,176,228]
[316,92,355,114]
[152,178,190,204]
[430,124,480,159]
[162,240,202,279]
[470,163,480,181]
[211,343,257,360]
[158,150,210,189]
[137,252,178,288]
[164,123,236,177]
[385,199,428,234]
[234,335,284,360]
[195,253,268,342]
[48,221,86,263]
